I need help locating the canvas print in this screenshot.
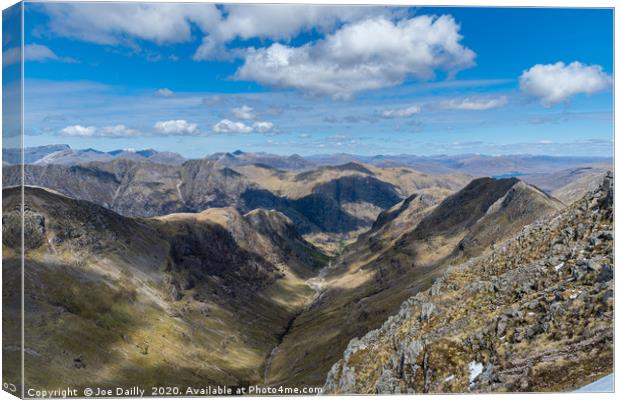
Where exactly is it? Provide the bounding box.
[1,1,614,397]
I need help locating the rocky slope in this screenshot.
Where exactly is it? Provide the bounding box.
[324,172,613,393]
[2,186,326,391]
[261,178,564,387]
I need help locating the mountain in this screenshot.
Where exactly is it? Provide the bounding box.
[207,151,316,170]
[324,173,613,393]
[357,188,456,254]
[3,160,469,240]
[260,178,563,387]
[2,159,610,393]
[2,144,186,166]
[2,185,326,390]
[2,144,70,165]
[521,165,610,204]
[307,153,612,177]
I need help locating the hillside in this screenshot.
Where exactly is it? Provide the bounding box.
[2,186,326,391]
[261,178,563,387]
[2,151,610,394]
[324,173,613,393]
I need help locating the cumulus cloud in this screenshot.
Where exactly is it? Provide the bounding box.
[236,15,475,99]
[41,3,220,45]
[60,124,140,137]
[519,61,612,106]
[212,119,275,133]
[156,88,174,97]
[193,5,382,60]
[252,121,274,133]
[438,96,508,110]
[61,125,97,137]
[381,105,421,118]
[231,105,256,120]
[40,3,379,59]
[213,119,253,133]
[154,120,199,135]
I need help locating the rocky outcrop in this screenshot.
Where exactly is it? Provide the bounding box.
[324,172,613,394]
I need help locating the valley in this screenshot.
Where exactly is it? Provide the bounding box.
[2,147,613,393]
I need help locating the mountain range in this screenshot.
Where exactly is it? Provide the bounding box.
[3,144,611,177]
[1,146,613,393]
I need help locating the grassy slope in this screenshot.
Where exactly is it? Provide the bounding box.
[2,186,324,392]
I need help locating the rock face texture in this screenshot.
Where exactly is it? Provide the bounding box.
[324,173,613,394]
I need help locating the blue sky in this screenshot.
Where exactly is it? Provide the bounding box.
[9,3,614,158]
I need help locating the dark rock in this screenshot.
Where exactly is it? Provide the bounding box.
[73,355,86,369]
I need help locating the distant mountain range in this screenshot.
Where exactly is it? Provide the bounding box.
[3,145,612,179]
[2,144,186,166]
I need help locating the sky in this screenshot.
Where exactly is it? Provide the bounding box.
[3,2,614,158]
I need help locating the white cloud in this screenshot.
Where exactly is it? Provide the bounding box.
[252,121,274,133]
[212,119,275,133]
[99,125,141,137]
[231,105,256,120]
[213,119,253,133]
[41,3,220,45]
[40,3,379,59]
[438,96,508,110]
[60,124,140,137]
[381,105,421,118]
[25,44,60,61]
[61,125,97,137]
[156,88,174,97]
[192,5,383,60]
[236,15,475,99]
[3,44,76,65]
[154,120,199,135]
[519,61,612,106]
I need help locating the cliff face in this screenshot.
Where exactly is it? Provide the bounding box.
[324,173,613,394]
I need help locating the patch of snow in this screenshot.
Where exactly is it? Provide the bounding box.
[468,361,484,386]
[554,262,565,271]
[444,374,455,383]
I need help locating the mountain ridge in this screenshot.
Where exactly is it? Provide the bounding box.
[323,172,613,393]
